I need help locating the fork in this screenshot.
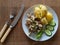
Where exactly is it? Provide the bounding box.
[0,7,17,38]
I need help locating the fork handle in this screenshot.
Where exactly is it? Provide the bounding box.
[0,26,12,43]
[0,23,8,38]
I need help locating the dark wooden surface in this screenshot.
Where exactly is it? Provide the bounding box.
[0,0,60,45]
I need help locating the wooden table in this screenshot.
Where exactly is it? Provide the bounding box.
[0,0,60,45]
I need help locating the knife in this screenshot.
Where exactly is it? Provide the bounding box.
[0,4,24,43]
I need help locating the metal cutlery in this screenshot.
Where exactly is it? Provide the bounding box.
[0,7,17,39]
[0,4,24,43]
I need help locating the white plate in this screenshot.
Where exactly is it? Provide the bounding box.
[22,4,58,41]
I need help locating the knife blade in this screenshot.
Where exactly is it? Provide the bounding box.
[0,4,24,43]
[11,4,24,28]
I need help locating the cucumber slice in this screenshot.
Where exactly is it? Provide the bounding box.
[46,25,54,31]
[45,30,52,36]
[49,20,56,26]
[36,30,43,39]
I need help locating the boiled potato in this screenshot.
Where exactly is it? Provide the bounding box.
[34,7,41,12]
[34,11,41,19]
[41,17,48,25]
[39,5,47,18]
[34,7,41,18]
[46,12,53,22]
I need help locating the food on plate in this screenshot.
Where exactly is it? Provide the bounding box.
[26,4,56,39]
[39,5,47,18]
[45,29,52,36]
[36,30,43,39]
[26,14,43,33]
[49,20,56,26]
[41,17,48,25]
[46,12,53,22]
[34,5,47,19]
[46,25,54,31]
[34,7,41,18]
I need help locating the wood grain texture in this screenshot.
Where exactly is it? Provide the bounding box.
[0,0,60,45]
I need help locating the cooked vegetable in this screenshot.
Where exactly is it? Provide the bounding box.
[46,12,53,22]
[39,5,47,18]
[34,5,47,19]
[26,19,32,26]
[49,20,56,26]
[46,25,54,31]
[36,30,43,39]
[34,7,41,12]
[41,17,48,25]
[34,7,41,18]
[45,29,52,36]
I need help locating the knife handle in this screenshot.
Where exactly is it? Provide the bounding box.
[0,23,8,38]
[0,26,12,43]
